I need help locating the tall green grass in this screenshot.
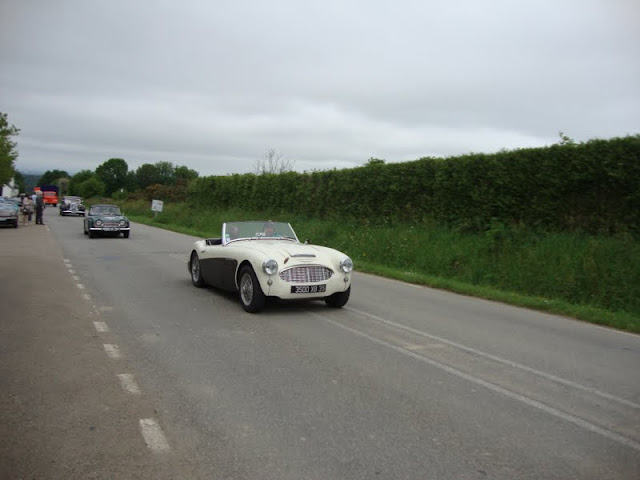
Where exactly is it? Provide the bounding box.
[120,199,640,333]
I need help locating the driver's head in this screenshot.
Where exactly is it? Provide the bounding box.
[264,221,274,236]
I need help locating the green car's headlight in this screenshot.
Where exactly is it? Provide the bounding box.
[340,257,354,273]
[119,220,127,227]
[95,220,103,226]
[262,259,278,276]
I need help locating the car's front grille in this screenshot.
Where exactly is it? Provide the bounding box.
[102,222,119,227]
[279,266,333,283]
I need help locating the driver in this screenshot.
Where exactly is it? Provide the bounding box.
[263,221,275,237]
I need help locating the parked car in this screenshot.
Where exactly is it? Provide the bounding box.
[83,204,130,238]
[59,196,86,216]
[0,201,19,228]
[188,221,353,313]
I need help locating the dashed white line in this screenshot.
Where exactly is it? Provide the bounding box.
[117,374,141,394]
[76,283,85,290]
[72,275,80,281]
[83,293,91,301]
[139,418,170,452]
[93,321,109,332]
[103,344,122,359]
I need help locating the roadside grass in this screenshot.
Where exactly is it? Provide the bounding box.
[119,199,640,334]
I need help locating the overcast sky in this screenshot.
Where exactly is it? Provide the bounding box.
[1,0,638,177]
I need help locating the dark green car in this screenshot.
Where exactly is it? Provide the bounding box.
[83,204,130,238]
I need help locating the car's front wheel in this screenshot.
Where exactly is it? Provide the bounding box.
[123,231,130,238]
[190,252,205,287]
[325,286,351,308]
[88,229,95,238]
[238,266,266,313]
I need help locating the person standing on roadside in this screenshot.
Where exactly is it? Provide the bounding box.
[35,191,45,225]
[21,195,34,224]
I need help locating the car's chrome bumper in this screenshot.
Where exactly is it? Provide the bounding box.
[260,271,352,299]
[89,227,131,232]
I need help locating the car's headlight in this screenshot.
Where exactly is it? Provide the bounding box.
[119,220,127,226]
[340,257,354,273]
[262,259,278,275]
[95,220,103,226]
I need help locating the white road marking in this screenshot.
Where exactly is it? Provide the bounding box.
[98,306,113,312]
[346,306,640,410]
[72,275,80,281]
[76,283,85,290]
[68,269,76,274]
[103,344,122,359]
[314,312,640,453]
[64,259,71,264]
[93,321,109,332]
[139,418,170,452]
[83,294,91,301]
[117,374,141,394]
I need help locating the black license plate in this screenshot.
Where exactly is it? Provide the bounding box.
[291,284,326,294]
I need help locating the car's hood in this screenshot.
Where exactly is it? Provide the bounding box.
[94,215,126,221]
[232,240,344,265]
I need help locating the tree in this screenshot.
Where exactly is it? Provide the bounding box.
[364,157,385,166]
[155,161,175,185]
[13,170,25,194]
[38,169,70,185]
[174,165,199,185]
[558,131,576,146]
[69,170,95,195]
[78,176,105,199]
[0,112,20,186]
[253,148,294,175]
[95,158,128,196]
[124,171,138,192]
[135,163,161,190]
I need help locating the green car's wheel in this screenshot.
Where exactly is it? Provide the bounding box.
[238,265,266,313]
[123,231,130,238]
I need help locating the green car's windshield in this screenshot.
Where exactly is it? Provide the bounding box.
[91,206,121,215]
[223,221,298,243]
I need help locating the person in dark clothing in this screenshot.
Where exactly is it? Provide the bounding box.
[35,192,45,225]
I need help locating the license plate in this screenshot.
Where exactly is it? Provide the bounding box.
[291,284,326,294]
[103,227,118,231]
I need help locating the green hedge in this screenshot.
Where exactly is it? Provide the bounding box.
[187,135,640,235]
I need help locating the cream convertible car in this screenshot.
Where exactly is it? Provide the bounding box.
[188,221,353,313]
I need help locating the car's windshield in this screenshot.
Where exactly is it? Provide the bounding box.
[223,221,298,243]
[91,206,121,215]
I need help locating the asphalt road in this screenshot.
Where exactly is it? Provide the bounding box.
[2,208,639,479]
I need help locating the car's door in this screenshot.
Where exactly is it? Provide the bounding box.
[200,244,239,292]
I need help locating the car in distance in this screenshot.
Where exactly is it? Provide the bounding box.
[0,201,19,228]
[188,221,353,313]
[59,196,86,216]
[83,204,130,238]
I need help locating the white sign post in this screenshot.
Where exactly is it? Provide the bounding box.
[151,199,164,218]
